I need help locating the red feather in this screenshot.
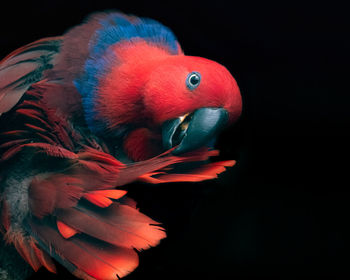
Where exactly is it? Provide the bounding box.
[83,190,127,208]
[140,160,236,183]
[32,243,57,273]
[10,234,41,272]
[55,203,166,250]
[83,193,113,208]
[57,220,80,239]
[0,37,61,115]
[31,220,139,279]
[29,175,84,218]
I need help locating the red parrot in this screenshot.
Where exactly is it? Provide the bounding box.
[0,12,242,280]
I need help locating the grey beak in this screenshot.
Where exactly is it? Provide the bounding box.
[162,107,228,155]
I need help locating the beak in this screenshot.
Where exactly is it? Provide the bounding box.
[162,107,229,155]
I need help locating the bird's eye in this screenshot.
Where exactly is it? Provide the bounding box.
[186,72,201,90]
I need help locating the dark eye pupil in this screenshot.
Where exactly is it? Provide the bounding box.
[186,71,201,90]
[190,75,200,85]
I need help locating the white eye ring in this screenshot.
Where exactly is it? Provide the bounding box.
[186,72,201,90]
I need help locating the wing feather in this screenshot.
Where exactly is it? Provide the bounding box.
[0,37,62,115]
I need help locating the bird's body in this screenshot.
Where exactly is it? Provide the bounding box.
[0,12,242,280]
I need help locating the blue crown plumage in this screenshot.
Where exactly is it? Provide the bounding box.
[74,12,180,134]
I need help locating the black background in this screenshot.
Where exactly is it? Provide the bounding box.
[1,1,349,279]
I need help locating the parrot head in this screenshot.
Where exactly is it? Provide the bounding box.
[142,55,242,155]
[75,14,242,161]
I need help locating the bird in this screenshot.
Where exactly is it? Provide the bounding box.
[0,11,242,280]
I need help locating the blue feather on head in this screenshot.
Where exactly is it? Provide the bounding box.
[74,12,180,134]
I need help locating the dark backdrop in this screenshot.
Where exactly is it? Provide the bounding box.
[1,1,349,279]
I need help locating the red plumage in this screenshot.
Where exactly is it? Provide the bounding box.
[0,11,242,280]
